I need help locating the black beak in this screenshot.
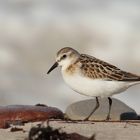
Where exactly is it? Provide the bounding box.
[47,62,58,74]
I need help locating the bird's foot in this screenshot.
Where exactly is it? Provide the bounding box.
[83,117,90,121]
[105,115,111,121]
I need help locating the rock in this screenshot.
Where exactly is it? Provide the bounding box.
[0,105,64,129]
[65,98,138,121]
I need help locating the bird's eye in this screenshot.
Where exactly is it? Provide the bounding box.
[62,54,67,59]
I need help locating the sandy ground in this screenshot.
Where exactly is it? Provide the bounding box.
[0,121,140,140]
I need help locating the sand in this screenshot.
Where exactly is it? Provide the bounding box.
[0,121,140,140]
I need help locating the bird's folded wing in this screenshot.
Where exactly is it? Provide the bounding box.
[80,54,140,81]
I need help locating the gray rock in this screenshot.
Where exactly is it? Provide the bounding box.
[65,98,138,121]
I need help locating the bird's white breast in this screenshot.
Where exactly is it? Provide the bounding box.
[62,71,136,97]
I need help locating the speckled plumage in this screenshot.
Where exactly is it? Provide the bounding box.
[64,52,140,82]
[79,54,140,81]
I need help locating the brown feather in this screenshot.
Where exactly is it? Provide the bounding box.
[79,54,140,81]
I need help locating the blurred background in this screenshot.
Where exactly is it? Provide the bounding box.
[0,0,140,113]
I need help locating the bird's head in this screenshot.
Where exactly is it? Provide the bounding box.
[47,47,80,74]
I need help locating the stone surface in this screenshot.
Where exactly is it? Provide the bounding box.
[0,105,64,128]
[65,98,138,120]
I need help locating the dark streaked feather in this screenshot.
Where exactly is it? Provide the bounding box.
[80,54,140,81]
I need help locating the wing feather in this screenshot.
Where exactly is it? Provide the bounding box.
[80,54,140,81]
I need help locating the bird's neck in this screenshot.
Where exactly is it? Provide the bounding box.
[61,58,80,75]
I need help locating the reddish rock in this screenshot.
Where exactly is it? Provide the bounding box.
[0,105,63,129]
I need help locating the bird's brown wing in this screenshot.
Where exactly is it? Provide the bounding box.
[80,54,140,81]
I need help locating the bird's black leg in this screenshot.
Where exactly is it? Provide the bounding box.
[106,97,112,120]
[84,97,99,121]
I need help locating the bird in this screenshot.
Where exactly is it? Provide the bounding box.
[47,47,140,121]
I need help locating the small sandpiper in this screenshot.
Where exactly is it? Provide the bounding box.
[47,47,140,121]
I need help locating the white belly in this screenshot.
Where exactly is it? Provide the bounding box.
[62,72,137,97]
